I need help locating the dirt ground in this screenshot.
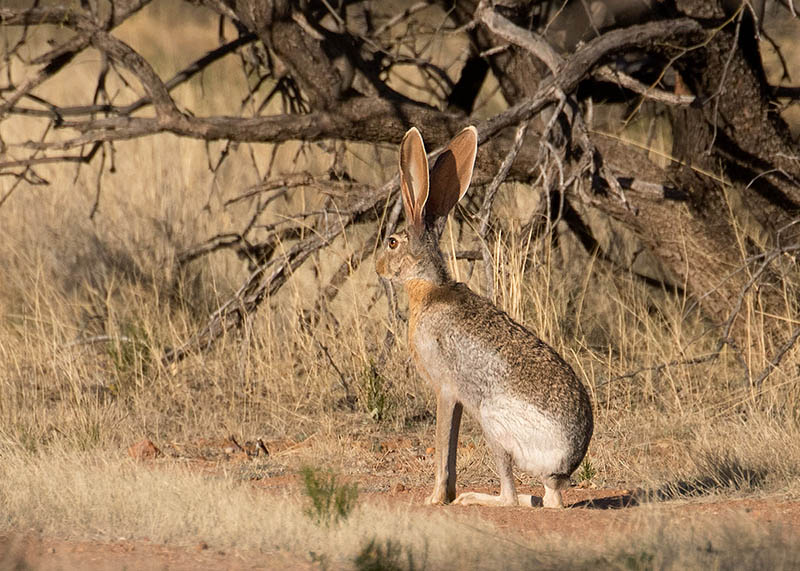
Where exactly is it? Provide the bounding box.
[5,491,800,570]
[3,436,799,570]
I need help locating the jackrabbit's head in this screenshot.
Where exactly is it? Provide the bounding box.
[376,126,478,285]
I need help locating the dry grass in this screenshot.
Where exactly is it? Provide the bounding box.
[1,2,800,566]
[2,450,800,570]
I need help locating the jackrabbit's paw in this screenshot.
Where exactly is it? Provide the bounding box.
[424,491,449,505]
[451,492,480,505]
[453,492,518,507]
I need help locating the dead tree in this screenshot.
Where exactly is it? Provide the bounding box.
[1,0,798,382]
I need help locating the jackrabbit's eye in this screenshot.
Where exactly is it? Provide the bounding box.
[387,237,399,250]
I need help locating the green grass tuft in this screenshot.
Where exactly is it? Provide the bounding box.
[362,360,392,422]
[301,466,359,526]
[354,537,425,571]
[576,458,597,483]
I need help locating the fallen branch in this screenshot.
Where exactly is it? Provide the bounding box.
[163,217,352,364]
[600,351,721,386]
[753,326,800,388]
[161,173,399,364]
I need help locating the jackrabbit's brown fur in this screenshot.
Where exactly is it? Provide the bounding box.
[376,127,593,508]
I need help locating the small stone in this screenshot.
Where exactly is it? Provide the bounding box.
[425,447,435,455]
[391,482,406,494]
[127,439,161,461]
[196,542,209,551]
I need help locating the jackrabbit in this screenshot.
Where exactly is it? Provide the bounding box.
[375,126,593,508]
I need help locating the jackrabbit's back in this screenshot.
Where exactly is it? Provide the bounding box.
[409,281,592,475]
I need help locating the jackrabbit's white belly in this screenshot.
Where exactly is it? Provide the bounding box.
[479,394,571,477]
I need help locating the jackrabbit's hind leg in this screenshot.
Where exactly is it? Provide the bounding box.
[543,475,569,508]
[453,447,521,507]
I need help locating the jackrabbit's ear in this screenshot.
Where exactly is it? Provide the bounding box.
[426,126,478,222]
[399,127,429,231]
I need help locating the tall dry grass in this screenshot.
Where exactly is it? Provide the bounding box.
[1,0,799,561]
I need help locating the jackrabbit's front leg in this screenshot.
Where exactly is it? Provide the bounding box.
[426,389,463,505]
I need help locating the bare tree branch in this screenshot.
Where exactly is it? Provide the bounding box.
[478,121,529,300]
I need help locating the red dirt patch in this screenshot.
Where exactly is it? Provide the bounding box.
[0,533,313,571]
